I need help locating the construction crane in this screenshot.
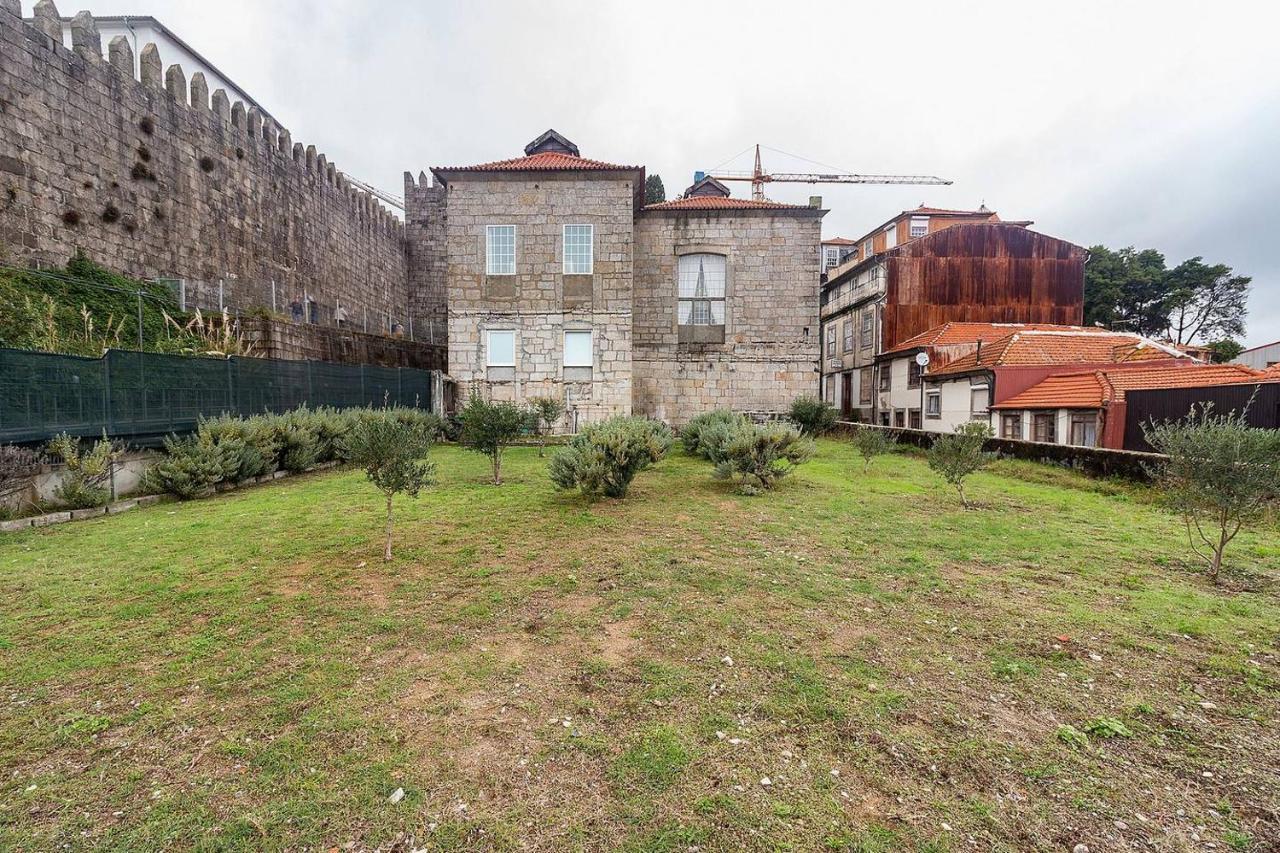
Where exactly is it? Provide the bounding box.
[343,174,405,212]
[707,145,952,201]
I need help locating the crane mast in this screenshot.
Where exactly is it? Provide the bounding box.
[708,145,952,201]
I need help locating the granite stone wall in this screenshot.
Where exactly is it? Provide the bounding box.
[0,3,417,335]
[240,316,446,371]
[430,172,637,428]
[633,209,823,424]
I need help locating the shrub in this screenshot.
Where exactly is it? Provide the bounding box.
[681,409,747,456]
[344,411,436,560]
[549,416,672,499]
[269,410,321,473]
[196,413,278,481]
[528,396,566,457]
[788,395,838,436]
[1,443,44,511]
[143,434,225,499]
[927,422,995,509]
[46,432,120,509]
[713,422,815,495]
[457,394,530,485]
[851,426,899,473]
[1142,399,1280,583]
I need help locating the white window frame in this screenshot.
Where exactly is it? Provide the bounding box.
[563,329,593,368]
[562,224,594,275]
[824,246,839,269]
[909,216,929,239]
[970,384,990,418]
[863,238,873,257]
[486,329,515,367]
[925,390,941,418]
[884,224,898,250]
[677,253,727,326]
[486,225,516,276]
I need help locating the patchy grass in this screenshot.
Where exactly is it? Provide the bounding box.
[1,440,1277,851]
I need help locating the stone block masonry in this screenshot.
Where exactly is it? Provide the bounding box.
[0,2,435,341]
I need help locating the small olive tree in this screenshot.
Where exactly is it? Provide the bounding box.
[344,413,436,561]
[528,396,566,457]
[927,421,995,509]
[851,426,899,473]
[46,432,121,509]
[714,422,816,495]
[1142,400,1280,583]
[549,416,672,498]
[789,395,839,436]
[458,394,529,485]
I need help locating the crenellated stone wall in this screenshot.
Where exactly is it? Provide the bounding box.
[633,209,824,424]
[0,2,438,341]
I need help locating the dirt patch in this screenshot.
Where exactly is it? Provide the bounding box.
[598,615,644,665]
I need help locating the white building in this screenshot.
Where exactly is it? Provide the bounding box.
[1236,339,1280,370]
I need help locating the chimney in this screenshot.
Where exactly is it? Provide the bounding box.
[976,340,982,363]
[808,195,822,208]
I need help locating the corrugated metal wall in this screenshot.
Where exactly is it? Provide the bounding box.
[1122,382,1279,451]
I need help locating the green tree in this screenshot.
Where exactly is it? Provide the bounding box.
[549,416,672,499]
[1083,245,1170,336]
[712,422,815,495]
[1142,399,1280,583]
[851,425,898,473]
[458,394,529,485]
[1161,257,1250,345]
[645,174,666,205]
[528,396,566,457]
[344,412,437,561]
[1204,339,1244,364]
[789,395,838,436]
[926,422,995,509]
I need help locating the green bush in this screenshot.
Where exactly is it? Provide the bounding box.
[143,434,225,499]
[196,413,278,481]
[681,409,747,456]
[927,421,995,508]
[270,410,322,473]
[549,416,673,499]
[458,394,530,485]
[851,425,899,473]
[712,422,815,495]
[788,395,838,436]
[46,432,120,508]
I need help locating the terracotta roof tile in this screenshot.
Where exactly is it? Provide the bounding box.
[927,330,1187,376]
[433,151,641,174]
[881,322,1109,356]
[644,196,813,211]
[993,364,1264,410]
[822,237,858,245]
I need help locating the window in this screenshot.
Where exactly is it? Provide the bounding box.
[909,216,929,239]
[860,367,873,405]
[486,329,515,367]
[884,224,897,250]
[824,377,835,404]
[925,390,941,418]
[677,253,726,325]
[486,225,516,275]
[826,323,838,357]
[879,368,891,392]
[909,409,922,430]
[863,238,874,257]
[860,309,874,350]
[880,411,891,426]
[894,409,905,427]
[908,359,922,388]
[843,320,854,352]
[1033,413,1056,443]
[970,385,990,418]
[563,225,593,274]
[564,330,592,367]
[824,246,839,269]
[1069,412,1098,447]
[1000,412,1022,440]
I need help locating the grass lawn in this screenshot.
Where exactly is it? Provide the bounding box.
[1,439,1277,851]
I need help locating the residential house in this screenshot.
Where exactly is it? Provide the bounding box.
[410,132,825,427]
[991,364,1263,450]
[819,221,1087,420]
[820,237,857,275]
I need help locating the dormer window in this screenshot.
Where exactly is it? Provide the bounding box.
[909,216,929,239]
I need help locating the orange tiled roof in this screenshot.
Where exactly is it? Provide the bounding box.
[644,196,812,211]
[822,237,858,245]
[434,151,641,174]
[927,330,1186,376]
[993,364,1264,410]
[907,205,996,217]
[881,322,1108,356]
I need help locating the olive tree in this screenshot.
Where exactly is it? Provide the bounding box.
[851,426,899,473]
[458,394,529,485]
[528,396,566,457]
[344,412,436,561]
[549,416,672,499]
[713,422,815,495]
[927,421,995,509]
[1143,400,1280,583]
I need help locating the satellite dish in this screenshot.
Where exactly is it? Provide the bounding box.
[915,351,930,367]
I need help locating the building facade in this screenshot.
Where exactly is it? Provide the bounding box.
[819,223,1087,420]
[408,134,825,427]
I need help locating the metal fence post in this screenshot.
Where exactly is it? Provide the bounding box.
[102,350,112,436]
[225,357,235,417]
[135,290,144,350]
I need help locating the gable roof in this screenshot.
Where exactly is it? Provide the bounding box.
[432,151,642,180]
[992,364,1264,410]
[927,330,1188,377]
[524,129,579,156]
[822,237,857,246]
[880,322,1108,357]
[643,195,816,211]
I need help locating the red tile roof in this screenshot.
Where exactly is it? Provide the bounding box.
[822,237,858,245]
[993,364,1265,410]
[927,330,1187,376]
[643,196,813,211]
[881,322,1108,356]
[907,205,996,216]
[433,151,641,174]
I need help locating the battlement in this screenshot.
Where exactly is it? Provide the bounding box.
[15,1,402,239]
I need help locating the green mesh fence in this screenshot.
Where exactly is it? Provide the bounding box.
[0,348,436,444]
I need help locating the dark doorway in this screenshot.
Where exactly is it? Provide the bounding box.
[841,373,853,419]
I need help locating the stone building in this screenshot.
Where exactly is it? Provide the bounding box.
[406,133,825,427]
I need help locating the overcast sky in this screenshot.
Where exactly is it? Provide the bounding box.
[33,0,1280,346]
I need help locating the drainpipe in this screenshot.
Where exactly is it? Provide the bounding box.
[122,16,140,78]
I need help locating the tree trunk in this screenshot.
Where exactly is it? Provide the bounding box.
[957,482,968,509]
[493,448,502,485]
[1210,525,1229,584]
[384,491,394,562]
